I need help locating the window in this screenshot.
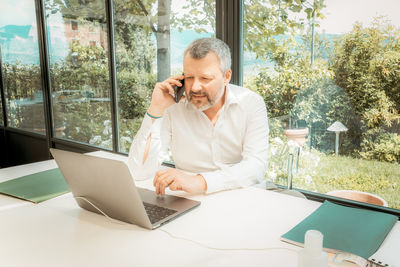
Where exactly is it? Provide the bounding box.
[243,0,400,210]
[45,0,112,149]
[0,0,45,134]
[114,0,216,153]
[71,21,78,31]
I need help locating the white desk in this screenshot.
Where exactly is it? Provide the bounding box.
[0,152,397,267]
[0,186,317,266]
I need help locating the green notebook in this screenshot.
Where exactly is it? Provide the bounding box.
[281,201,397,260]
[0,168,70,203]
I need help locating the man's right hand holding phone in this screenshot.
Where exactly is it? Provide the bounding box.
[147,75,184,118]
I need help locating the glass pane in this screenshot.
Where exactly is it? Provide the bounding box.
[114,0,216,153]
[0,0,45,133]
[243,0,400,210]
[44,0,112,149]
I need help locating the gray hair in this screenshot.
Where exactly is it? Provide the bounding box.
[184,38,231,74]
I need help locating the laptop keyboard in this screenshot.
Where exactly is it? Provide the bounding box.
[143,202,178,224]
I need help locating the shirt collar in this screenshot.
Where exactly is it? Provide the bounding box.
[224,83,239,107]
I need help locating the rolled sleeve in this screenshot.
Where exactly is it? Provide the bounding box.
[127,113,166,180]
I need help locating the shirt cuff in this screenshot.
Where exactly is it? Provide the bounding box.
[200,171,224,194]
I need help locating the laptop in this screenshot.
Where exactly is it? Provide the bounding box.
[50,148,200,229]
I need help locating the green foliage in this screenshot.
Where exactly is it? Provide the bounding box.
[250,18,400,160]
[2,62,41,100]
[49,42,112,146]
[112,0,157,151]
[358,128,400,163]
[174,0,326,64]
[251,36,305,118]
[331,18,400,161]
[45,0,108,21]
[254,57,329,118]
[2,62,44,129]
[118,118,143,152]
[243,0,325,61]
[291,76,361,154]
[51,42,109,96]
[113,11,156,120]
[249,38,358,154]
[331,18,400,129]
[171,0,215,33]
[118,72,151,120]
[61,101,112,149]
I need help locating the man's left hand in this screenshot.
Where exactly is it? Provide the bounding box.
[153,168,207,195]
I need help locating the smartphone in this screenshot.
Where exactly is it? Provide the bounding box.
[173,79,185,103]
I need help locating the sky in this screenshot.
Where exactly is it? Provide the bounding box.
[0,0,36,27]
[318,0,400,34]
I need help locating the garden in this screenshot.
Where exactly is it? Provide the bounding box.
[246,18,400,209]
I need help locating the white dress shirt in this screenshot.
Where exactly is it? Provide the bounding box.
[128,83,269,193]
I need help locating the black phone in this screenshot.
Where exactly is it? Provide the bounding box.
[173,79,185,103]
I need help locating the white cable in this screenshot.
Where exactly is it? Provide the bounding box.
[74,196,297,253]
[74,196,128,225]
[157,228,298,253]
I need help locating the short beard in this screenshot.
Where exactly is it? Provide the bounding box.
[189,83,225,112]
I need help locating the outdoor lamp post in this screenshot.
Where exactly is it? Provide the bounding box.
[327,121,348,155]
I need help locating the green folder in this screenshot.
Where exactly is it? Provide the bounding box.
[0,168,70,203]
[281,201,397,260]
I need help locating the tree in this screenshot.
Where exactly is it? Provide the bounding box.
[331,18,400,162]
[172,0,326,64]
[331,18,400,129]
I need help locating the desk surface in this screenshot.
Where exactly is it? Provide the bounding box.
[0,186,317,267]
[0,151,397,267]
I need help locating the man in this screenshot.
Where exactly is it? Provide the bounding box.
[128,38,268,195]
